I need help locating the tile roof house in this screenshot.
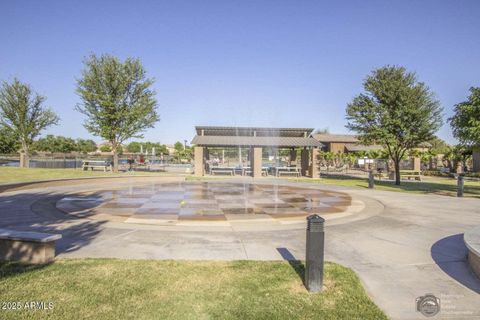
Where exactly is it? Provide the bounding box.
[313,133,382,153]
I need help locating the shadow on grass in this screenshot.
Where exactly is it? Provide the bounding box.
[0,261,51,280]
[277,247,305,285]
[431,233,480,294]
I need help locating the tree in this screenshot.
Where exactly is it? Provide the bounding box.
[100,144,111,152]
[174,141,184,152]
[173,141,193,162]
[449,87,480,146]
[0,78,59,167]
[99,144,123,154]
[76,139,97,153]
[444,145,472,173]
[76,54,159,172]
[34,135,76,154]
[154,144,169,156]
[346,66,443,185]
[126,141,142,153]
[0,127,17,154]
[428,136,450,155]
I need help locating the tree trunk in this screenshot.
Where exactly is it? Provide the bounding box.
[112,151,119,173]
[394,159,401,185]
[20,142,30,168]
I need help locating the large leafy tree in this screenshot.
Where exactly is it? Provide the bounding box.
[449,87,480,146]
[0,126,18,154]
[34,135,77,154]
[443,144,472,172]
[173,141,192,162]
[428,136,450,155]
[76,139,97,153]
[346,66,443,185]
[0,78,59,167]
[76,54,159,172]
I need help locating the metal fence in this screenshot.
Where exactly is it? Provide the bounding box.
[0,154,193,171]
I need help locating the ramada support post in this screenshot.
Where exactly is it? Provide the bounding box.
[252,147,263,178]
[413,157,421,172]
[473,149,480,173]
[301,148,309,176]
[194,146,204,176]
[290,148,297,166]
[310,147,319,178]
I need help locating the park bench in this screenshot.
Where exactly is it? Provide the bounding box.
[275,167,301,177]
[374,172,388,180]
[241,167,269,176]
[278,171,301,177]
[400,170,422,181]
[82,160,112,172]
[0,229,62,264]
[210,167,235,176]
[333,165,347,173]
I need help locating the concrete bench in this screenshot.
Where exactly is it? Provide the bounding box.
[464,226,480,279]
[0,229,62,264]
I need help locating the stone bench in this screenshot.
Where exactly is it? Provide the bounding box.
[0,229,62,264]
[464,226,480,279]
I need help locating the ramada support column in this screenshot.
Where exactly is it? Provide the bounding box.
[413,157,421,172]
[290,148,297,166]
[473,149,480,173]
[310,147,319,178]
[301,148,309,176]
[252,147,263,178]
[194,146,204,176]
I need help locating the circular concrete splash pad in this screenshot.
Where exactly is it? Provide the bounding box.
[56,181,362,226]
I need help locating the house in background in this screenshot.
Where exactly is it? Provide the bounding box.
[312,133,383,154]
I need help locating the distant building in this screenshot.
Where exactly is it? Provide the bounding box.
[312,133,382,153]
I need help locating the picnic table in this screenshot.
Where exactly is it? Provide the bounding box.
[241,167,269,176]
[374,172,388,180]
[209,167,235,176]
[82,160,112,172]
[274,166,301,177]
[399,170,422,181]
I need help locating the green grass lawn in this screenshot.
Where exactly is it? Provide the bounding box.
[290,175,480,198]
[0,259,386,320]
[0,167,172,185]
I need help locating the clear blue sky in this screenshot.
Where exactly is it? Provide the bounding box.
[1,1,479,145]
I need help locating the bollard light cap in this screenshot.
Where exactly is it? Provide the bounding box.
[307,214,325,223]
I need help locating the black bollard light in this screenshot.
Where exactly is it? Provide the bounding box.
[305,214,325,293]
[457,175,464,197]
[368,171,374,189]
